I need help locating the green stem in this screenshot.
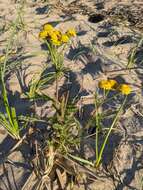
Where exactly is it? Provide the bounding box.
[99,92,120,107]
[95,95,99,160]
[55,73,58,102]
[96,126,99,160]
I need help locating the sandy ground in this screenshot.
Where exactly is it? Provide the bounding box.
[0,0,143,189]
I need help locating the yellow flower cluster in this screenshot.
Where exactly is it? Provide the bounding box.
[39,23,76,46]
[99,79,117,90]
[99,79,131,95]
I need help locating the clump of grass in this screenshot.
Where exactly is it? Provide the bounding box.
[0,0,26,140]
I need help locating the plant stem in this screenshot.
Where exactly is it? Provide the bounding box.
[56,73,59,102]
[95,95,99,160]
[96,126,99,160]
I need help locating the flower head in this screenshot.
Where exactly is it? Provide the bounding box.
[108,79,118,89]
[39,24,76,46]
[43,24,53,31]
[66,29,76,37]
[61,34,69,43]
[51,34,61,46]
[54,30,62,38]
[99,80,113,90]
[99,79,118,91]
[39,30,48,39]
[118,84,131,95]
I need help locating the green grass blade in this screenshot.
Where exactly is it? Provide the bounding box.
[68,153,94,167]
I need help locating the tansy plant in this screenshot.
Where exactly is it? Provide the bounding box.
[95,79,131,166]
[35,23,78,152]
[69,79,132,167]
[27,24,76,100]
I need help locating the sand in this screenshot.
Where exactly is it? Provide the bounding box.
[0,0,143,189]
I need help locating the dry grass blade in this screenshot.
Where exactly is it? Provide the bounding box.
[56,168,67,189]
[21,172,35,190]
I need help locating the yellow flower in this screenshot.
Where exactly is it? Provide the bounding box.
[54,30,62,38]
[43,24,53,31]
[46,30,61,41]
[39,30,48,39]
[51,39,61,46]
[108,79,118,89]
[61,34,69,43]
[99,80,113,90]
[47,30,56,38]
[50,33,58,40]
[118,84,131,95]
[51,34,61,46]
[66,29,76,37]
